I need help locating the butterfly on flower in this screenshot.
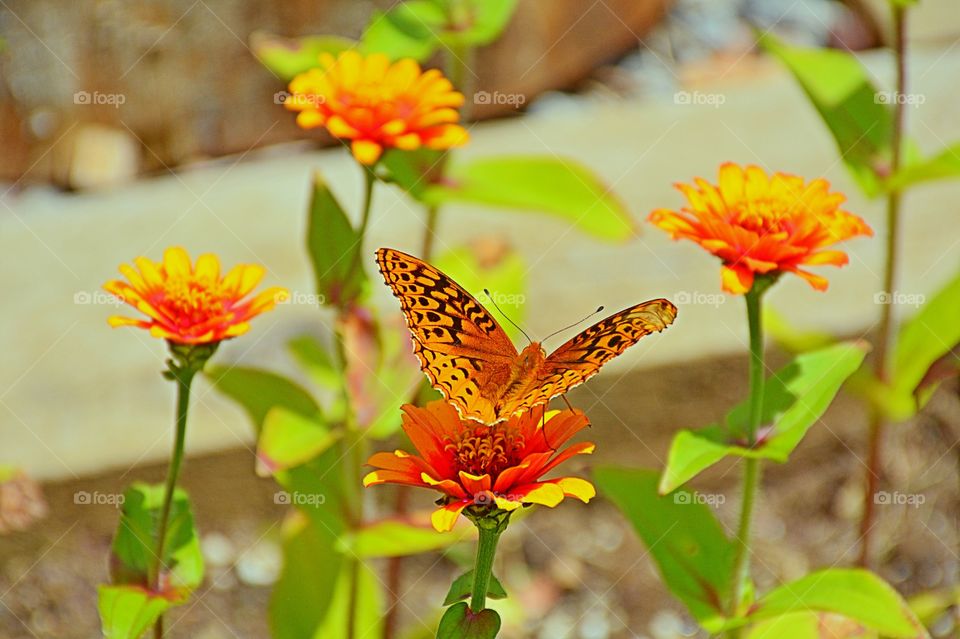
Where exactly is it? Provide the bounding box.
[376,248,677,424]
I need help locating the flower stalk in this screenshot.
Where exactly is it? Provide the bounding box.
[727,282,768,631]
[150,341,217,638]
[859,2,908,568]
[468,511,509,612]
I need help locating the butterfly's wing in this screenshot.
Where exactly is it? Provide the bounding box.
[499,299,678,415]
[376,248,519,423]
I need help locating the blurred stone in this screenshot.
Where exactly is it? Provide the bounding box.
[579,608,611,639]
[52,124,139,191]
[649,609,684,639]
[201,531,236,568]
[234,538,282,587]
[0,468,47,535]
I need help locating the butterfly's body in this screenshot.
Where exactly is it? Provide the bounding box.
[377,248,677,424]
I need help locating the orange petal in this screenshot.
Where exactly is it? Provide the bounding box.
[431,501,468,533]
[721,263,754,295]
[550,477,595,503]
[163,247,192,278]
[351,140,383,165]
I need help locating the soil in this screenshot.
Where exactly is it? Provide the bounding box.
[1,351,957,639]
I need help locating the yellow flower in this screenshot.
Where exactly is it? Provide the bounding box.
[104,247,287,345]
[650,163,873,294]
[284,50,469,165]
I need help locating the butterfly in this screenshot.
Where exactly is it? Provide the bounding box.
[376,247,677,424]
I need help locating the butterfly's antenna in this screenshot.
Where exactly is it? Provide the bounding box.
[483,288,533,344]
[542,306,605,344]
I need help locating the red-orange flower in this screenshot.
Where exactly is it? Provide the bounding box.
[284,50,469,165]
[363,401,596,532]
[104,247,287,344]
[649,163,873,294]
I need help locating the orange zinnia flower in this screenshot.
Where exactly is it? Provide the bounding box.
[285,50,469,165]
[364,401,596,532]
[649,163,873,294]
[104,247,288,345]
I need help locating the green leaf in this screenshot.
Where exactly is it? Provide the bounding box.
[256,407,340,476]
[423,156,635,241]
[205,365,320,435]
[249,31,354,81]
[443,570,508,605]
[887,143,960,191]
[890,271,960,407]
[437,602,501,639]
[361,0,519,62]
[307,173,368,307]
[442,0,519,47]
[275,446,348,540]
[270,512,345,639]
[98,585,172,639]
[339,518,472,559]
[362,8,440,62]
[434,247,527,342]
[749,569,927,638]
[287,334,342,392]
[379,148,447,198]
[110,482,203,594]
[595,467,734,629]
[759,33,894,197]
[314,559,384,639]
[660,342,868,493]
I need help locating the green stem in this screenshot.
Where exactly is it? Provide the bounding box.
[727,286,767,630]
[443,1,477,120]
[859,3,908,568]
[349,166,376,278]
[422,205,439,260]
[150,355,200,639]
[470,522,503,613]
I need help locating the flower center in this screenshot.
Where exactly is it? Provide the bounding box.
[161,277,227,326]
[444,425,526,477]
[731,204,797,235]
